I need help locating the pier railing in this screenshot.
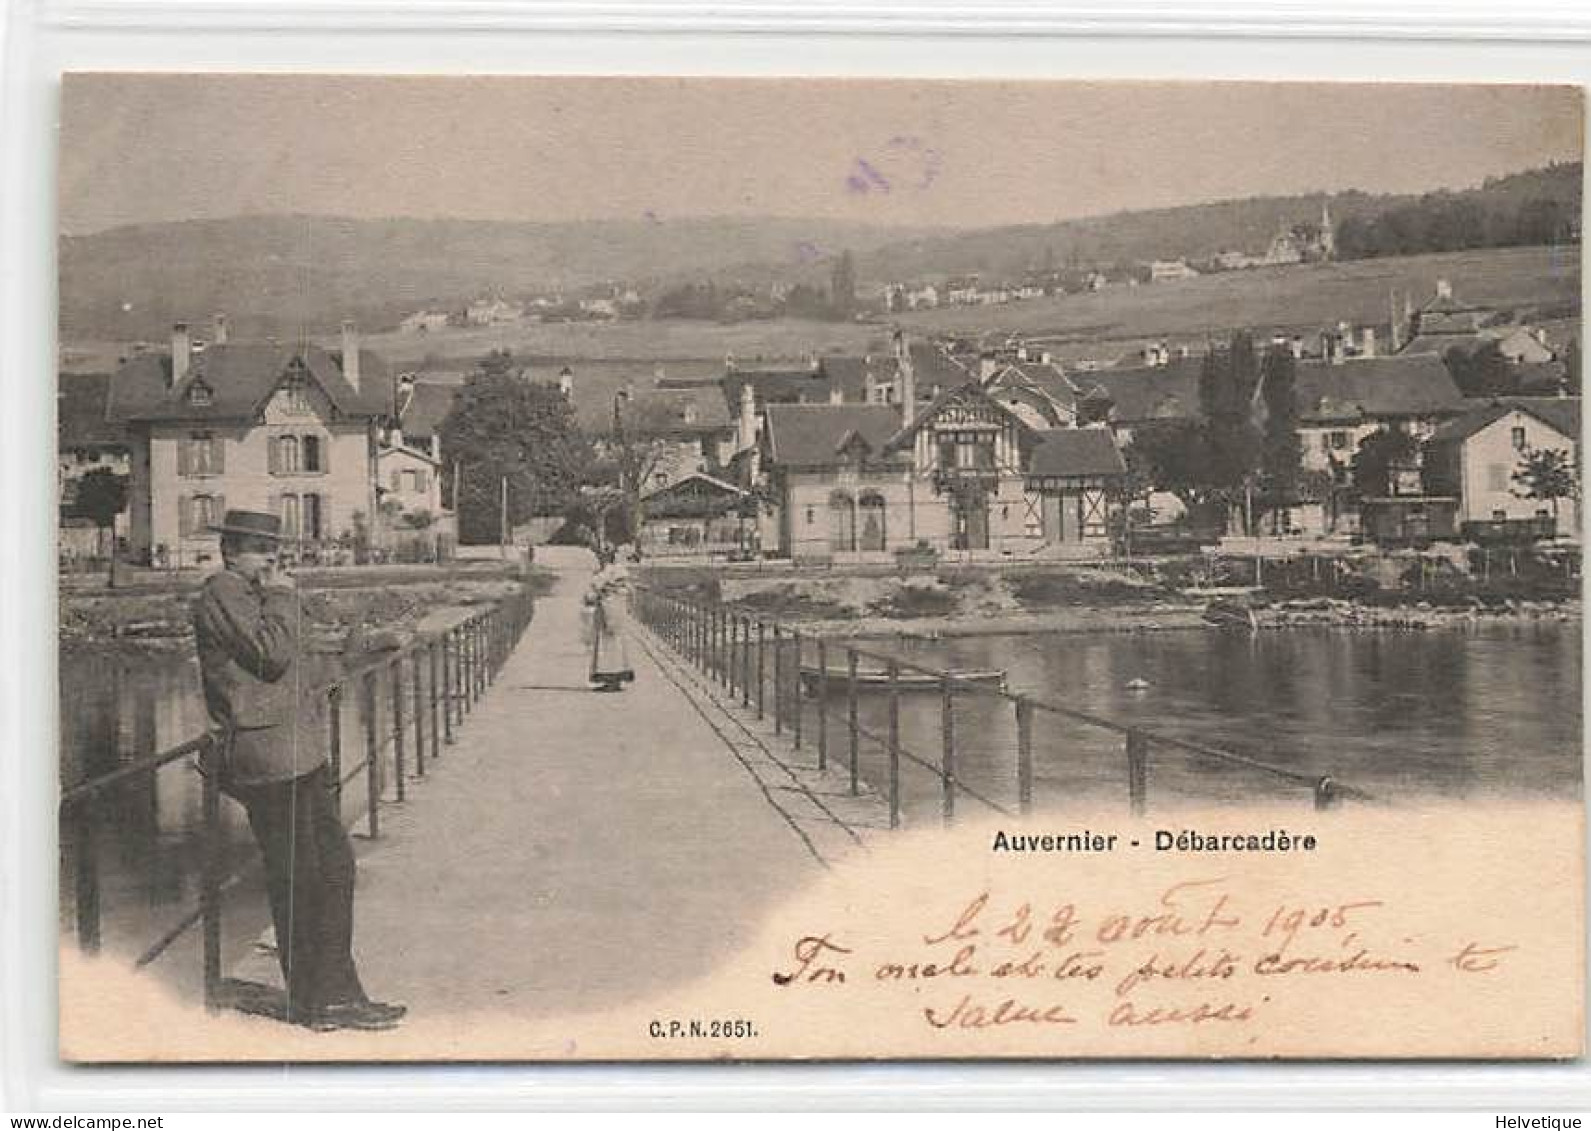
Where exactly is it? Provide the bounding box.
[57,587,534,1007]
[632,589,1371,825]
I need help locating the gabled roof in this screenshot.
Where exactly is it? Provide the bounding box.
[1399,332,1482,357]
[1027,428,1127,479]
[397,380,460,441]
[1070,356,1205,425]
[1294,355,1465,423]
[58,372,127,447]
[762,404,905,468]
[106,342,395,423]
[888,381,1041,451]
[818,356,881,403]
[641,471,747,504]
[722,366,831,408]
[905,342,975,389]
[580,384,733,436]
[1429,397,1581,446]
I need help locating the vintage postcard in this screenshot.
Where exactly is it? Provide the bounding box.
[55,75,1583,1061]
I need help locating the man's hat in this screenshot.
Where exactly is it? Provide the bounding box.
[210,509,283,540]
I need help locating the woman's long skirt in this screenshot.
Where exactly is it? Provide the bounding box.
[589,599,635,688]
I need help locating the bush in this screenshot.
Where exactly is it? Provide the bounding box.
[867,586,958,619]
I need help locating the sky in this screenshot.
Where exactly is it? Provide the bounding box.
[58,75,1583,235]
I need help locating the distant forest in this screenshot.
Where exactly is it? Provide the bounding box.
[1334,162,1581,260]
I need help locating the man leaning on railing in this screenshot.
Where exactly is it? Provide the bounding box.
[192,509,406,1033]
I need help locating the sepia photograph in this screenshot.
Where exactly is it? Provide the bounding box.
[54,75,1584,1061]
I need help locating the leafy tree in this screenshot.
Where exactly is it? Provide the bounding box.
[1564,337,1581,397]
[1350,428,1419,500]
[1123,419,1222,526]
[1443,341,1515,398]
[830,251,857,319]
[1512,446,1579,527]
[74,467,127,587]
[592,395,683,549]
[439,350,592,544]
[1197,332,1263,531]
[1255,347,1302,527]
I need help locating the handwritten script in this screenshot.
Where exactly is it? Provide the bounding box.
[771,878,1519,1041]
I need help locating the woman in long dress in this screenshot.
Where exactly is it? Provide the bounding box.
[584,548,635,692]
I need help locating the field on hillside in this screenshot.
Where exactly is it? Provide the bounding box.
[60,245,1580,379]
[897,245,1581,359]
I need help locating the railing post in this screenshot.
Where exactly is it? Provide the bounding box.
[200,734,223,1009]
[847,648,860,796]
[740,617,751,707]
[773,625,784,735]
[363,669,381,839]
[1127,729,1148,816]
[816,639,828,771]
[391,657,406,802]
[791,629,803,749]
[328,686,343,805]
[756,621,766,719]
[71,799,101,956]
[887,661,901,829]
[1314,775,1341,811]
[1016,697,1034,815]
[443,629,457,742]
[412,647,426,777]
[941,674,956,827]
[429,640,441,759]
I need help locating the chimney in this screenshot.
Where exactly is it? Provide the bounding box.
[341,320,361,392]
[1329,335,1345,366]
[1436,279,1453,301]
[1361,327,1377,358]
[829,386,843,406]
[863,370,877,404]
[979,353,997,381]
[170,323,191,387]
[1389,290,1403,352]
[1291,335,1304,360]
[211,312,229,345]
[738,382,757,450]
[558,366,574,399]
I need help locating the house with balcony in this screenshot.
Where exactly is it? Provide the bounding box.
[105,321,393,567]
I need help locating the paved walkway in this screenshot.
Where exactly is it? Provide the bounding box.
[232,547,879,1019]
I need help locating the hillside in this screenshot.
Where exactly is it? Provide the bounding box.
[859,163,1583,281]
[58,162,1581,341]
[58,215,945,340]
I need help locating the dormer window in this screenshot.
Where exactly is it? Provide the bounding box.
[187,381,212,407]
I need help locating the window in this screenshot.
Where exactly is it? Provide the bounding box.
[304,493,324,540]
[1512,426,1528,451]
[1536,508,1550,519]
[278,435,300,473]
[179,493,223,537]
[1492,510,1507,521]
[828,491,857,552]
[279,494,300,538]
[180,433,223,476]
[187,381,212,407]
[1329,431,1350,451]
[280,373,312,414]
[390,471,402,492]
[858,492,886,552]
[303,434,322,472]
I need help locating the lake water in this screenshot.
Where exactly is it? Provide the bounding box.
[791,623,1583,819]
[59,621,1581,962]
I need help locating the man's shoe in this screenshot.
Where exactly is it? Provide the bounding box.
[304,1000,406,1032]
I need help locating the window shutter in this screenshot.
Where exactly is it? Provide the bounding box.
[178,494,193,537]
[211,437,225,474]
[268,436,280,475]
[319,436,330,474]
[213,495,226,530]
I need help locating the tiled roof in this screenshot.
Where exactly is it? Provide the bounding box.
[580,384,733,436]
[1294,355,1465,423]
[1027,428,1127,478]
[1429,397,1581,446]
[58,372,127,447]
[397,381,460,441]
[722,367,831,408]
[105,342,395,423]
[1070,356,1205,425]
[763,404,906,468]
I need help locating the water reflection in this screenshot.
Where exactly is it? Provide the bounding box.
[799,624,1581,821]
